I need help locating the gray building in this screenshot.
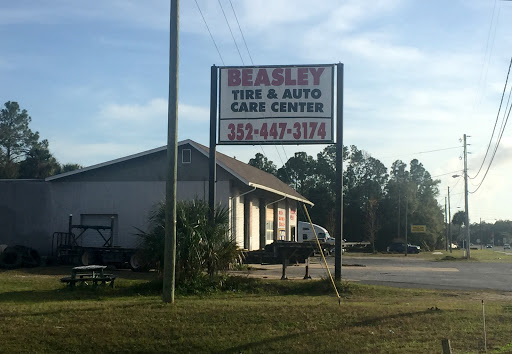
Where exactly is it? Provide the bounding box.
[0,139,312,256]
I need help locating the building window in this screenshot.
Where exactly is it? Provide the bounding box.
[182,149,191,164]
[266,221,273,241]
[303,234,308,240]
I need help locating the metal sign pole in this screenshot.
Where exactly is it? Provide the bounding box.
[209,65,218,224]
[335,63,344,281]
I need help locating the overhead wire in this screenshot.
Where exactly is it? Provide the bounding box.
[469,57,512,180]
[197,2,302,210]
[378,145,462,160]
[413,146,464,155]
[194,0,225,65]
[226,0,316,227]
[228,0,254,64]
[217,0,245,65]
[431,170,463,178]
[470,64,512,194]
[226,0,298,195]
[470,0,500,122]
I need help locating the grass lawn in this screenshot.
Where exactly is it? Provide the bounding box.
[1,266,512,353]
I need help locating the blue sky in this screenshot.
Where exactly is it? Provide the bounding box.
[2,0,512,224]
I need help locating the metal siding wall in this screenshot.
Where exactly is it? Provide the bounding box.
[176,181,207,200]
[0,181,52,254]
[215,181,231,209]
[49,180,232,249]
[0,173,302,256]
[49,181,166,249]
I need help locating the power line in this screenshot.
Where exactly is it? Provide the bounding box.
[413,146,463,155]
[470,57,512,179]
[224,2,294,187]
[194,0,225,65]
[379,145,462,160]
[431,170,463,178]
[228,0,254,65]
[217,0,245,65]
[470,66,512,194]
[227,0,293,184]
[471,0,500,121]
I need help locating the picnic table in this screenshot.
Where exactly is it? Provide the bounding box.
[61,265,116,288]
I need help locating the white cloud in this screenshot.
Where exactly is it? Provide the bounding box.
[99,98,167,123]
[99,99,209,124]
[47,98,212,166]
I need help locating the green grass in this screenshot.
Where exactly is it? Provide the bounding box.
[1,267,512,353]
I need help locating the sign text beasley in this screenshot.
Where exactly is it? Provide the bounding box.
[219,65,334,144]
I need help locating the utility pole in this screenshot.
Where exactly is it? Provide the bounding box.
[404,197,408,256]
[448,186,452,253]
[397,190,401,240]
[463,134,470,259]
[480,218,483,250]
[163,0,179,304]
[445,197,448,251]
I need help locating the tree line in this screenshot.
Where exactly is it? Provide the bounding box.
[249,145,445,251]
[451,210,512,247]
[6,101,509,250]
[0,101,81,179]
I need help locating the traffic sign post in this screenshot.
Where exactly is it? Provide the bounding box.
[411,225,427,233]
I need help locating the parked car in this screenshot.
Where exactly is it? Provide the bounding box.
[504,244,511,250]
[387,242,420,254]
[486,244,493,248]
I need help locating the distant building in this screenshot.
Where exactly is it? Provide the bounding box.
[0,139,312,255]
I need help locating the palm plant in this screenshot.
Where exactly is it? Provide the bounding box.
[136,199,241,282]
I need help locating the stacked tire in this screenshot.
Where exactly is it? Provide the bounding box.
[0,245,41,269]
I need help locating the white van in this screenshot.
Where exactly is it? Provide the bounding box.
[297,221,335,244]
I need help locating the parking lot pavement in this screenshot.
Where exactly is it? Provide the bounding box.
[234,255,512,291]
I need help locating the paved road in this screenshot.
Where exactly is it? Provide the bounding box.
[239,254,512,291]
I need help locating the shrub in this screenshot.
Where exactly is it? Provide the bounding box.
[136,199,242,284]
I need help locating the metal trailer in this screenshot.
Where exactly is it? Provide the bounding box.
[245,240,328,279]
[52,214,140,269]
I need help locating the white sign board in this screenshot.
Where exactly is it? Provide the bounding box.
[218,64,334,145]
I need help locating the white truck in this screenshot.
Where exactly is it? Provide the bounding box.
[297,221,335,244]
[296,221,346,255]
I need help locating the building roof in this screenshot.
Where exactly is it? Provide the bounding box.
[46,139,313,205]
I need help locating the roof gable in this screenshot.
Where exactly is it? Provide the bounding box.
[46,139,312,205]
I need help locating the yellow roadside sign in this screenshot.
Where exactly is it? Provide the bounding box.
[411,225,426,233]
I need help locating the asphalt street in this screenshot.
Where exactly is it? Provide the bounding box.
[237,251,512,292]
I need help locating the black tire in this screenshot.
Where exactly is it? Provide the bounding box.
[129,253,149,272]
[23,249,41,267]
[0,248,23,269]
